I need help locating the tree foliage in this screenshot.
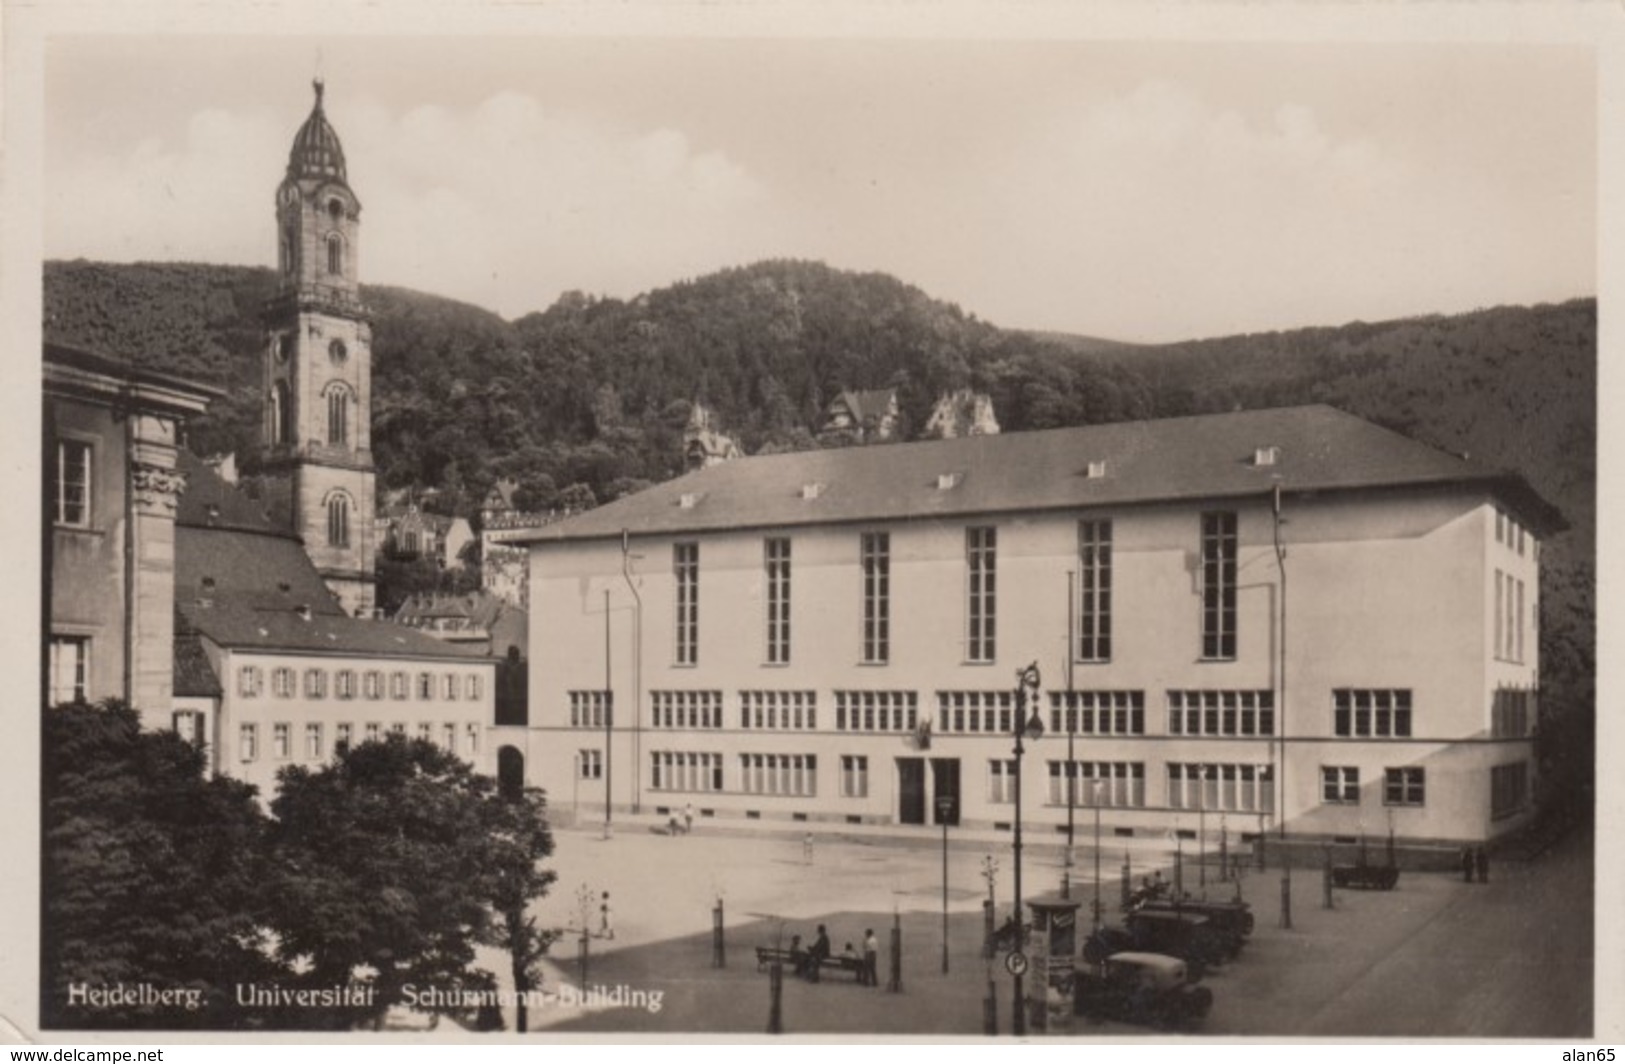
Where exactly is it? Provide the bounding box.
[41,701,557,1031]
[266,736,555,1030]
[42,700,281,1030]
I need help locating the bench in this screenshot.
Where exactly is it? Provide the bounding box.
[754,946,867,980]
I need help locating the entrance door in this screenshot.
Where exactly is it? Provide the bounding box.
[497,745,525,802]
[931,758,961,825]
[897,758,926,824]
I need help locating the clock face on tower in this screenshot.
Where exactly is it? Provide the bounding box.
[329,339,348,365]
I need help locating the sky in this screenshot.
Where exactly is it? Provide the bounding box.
[42,33,1597,344]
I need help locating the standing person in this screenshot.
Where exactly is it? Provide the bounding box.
[808,923,831,983]
[599,891,614,940]
[684,802,695,835]
[1461,846,1475,884]
[1475,846,1489,884]
[803,831,814,864]
[863,928,879,988]
[788,934,807,979]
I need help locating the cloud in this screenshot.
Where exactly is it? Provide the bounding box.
[47,107,283,265]
[347,93,771,315]
[48,91,775,318]
[950,77,1588,339]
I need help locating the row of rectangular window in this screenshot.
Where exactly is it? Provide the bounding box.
[1319,766,1423,808]
[1493,570,1528,664]
[664,514,1237,671]
[238,665,483,702]
[612,687,1411,741]
[1048,692,1145,735]
[1489,762,1529,819]
[1494,507,1529,557]
[1320,765,1425,807]
[1167,689,1274,737]
[238,720,481,762]
[1491,686,1534,738]
[628,753,1429,809]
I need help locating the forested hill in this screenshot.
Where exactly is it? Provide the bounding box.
[42,259,1592,548]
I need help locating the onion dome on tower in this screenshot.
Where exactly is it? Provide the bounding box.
[286,78,348,184]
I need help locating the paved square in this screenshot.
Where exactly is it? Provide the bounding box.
[503,817,1591,1037]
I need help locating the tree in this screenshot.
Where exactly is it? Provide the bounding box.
[479,784,558,1032]
[267,736,554,1030]
[556,482,598,513]
[42,700,281,1030]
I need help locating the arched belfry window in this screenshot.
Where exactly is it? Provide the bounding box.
[327,233,344,276]
[269,381,291,445]
[326,492,352,548]
[326,385,350,447]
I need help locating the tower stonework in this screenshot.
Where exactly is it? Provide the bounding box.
[261,80,376,617]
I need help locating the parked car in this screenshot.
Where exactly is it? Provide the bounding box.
[1074,951,1214,1031]
[1131,897,1254,956]
[1331,863,1400,890]
[1132,909,1234,970]
[1084,910,1228,980]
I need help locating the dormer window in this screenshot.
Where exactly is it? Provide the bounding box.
[936,472,962,491]
[1085,460,1108,479]
[801,482,825,500]
[1254,446,1280,467]
[679,492,701,510]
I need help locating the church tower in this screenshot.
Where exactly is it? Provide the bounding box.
[261,80,376,617]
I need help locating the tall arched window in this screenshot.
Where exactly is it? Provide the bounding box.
[283,221,298,274]
[327,233,343,276]
[327,493,351,547]
[326,386,348,447]
[269,381,291,445]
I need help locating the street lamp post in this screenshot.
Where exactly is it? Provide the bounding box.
[938,794,955,974]
[1066,571,1076,868]
[1272,482,1291,929]
[1011,662,1045,1038]
[603,588,613,840]
[1199,766,1208,891]
[1092,779,1104,932]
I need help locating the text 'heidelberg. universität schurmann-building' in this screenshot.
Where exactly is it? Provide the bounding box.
[515,409,1561,853]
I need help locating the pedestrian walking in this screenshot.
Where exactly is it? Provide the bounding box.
[1475,846,1489,884]
[1461,846,1475,884]
[863,928,879,987]
[803,831,814,864]
[599,891,614,940]
[684,802,695,835]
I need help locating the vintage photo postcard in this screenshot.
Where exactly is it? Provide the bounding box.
[5,0,1619,1045]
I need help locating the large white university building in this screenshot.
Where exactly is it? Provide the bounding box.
[517,405,1561,851]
